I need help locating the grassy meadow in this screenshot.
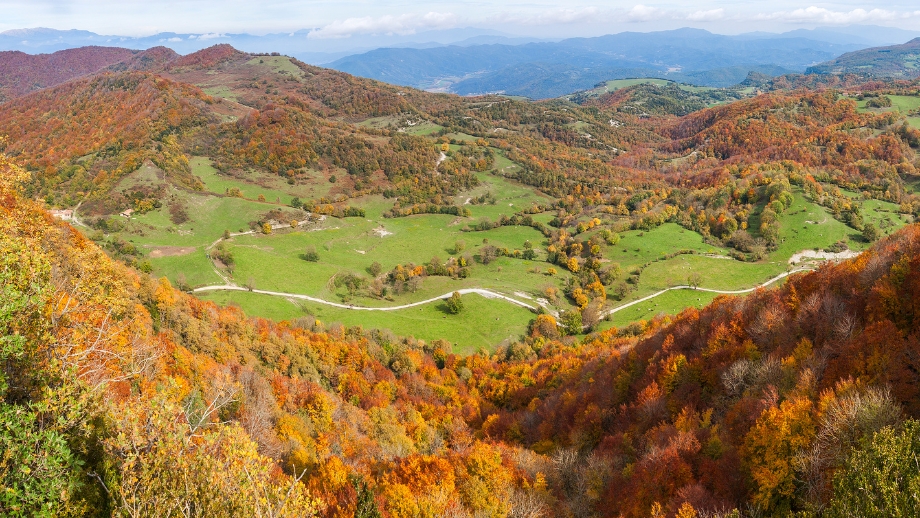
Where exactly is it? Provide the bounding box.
[95,145,906,353]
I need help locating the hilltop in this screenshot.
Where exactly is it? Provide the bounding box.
[0,45,135,102]
[807,38,920,79]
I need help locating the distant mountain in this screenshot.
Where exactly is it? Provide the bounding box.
[807,38,920,79]
[770,25,920,47]
[330,28,865,98]
[0,26,539,65]
[0,46,135,102]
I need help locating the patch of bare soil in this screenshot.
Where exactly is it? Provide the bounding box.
[147,246,197,258]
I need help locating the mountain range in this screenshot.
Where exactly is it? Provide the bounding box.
[808,37,920,79]
[328,27,911,98]
[3,24,920,97]
[0,26,551,65]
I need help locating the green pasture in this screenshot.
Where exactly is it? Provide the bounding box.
[405,122,444,136]
[223,217,562,306]
[191,157,332,204]
[638,255,780,295]
[198,290,534,355]
[358,116,444,136]
[602,288,721,330]
[114,161,164,192]
[245,56,305,79]
[770,191,861,260]
[446,132,479,142]
[856,94,920,114]
[458,169,553,219]
[126,191,290,248]
[149,250,223,288]
[862,198,910,235]
[202,85,240,102]
[606,223,730,272]
[574,78,719,99]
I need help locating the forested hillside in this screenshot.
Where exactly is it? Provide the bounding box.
[808,38,920,79]
[4,43,920,516]
[5,140,920,516]
[0,46,136,103]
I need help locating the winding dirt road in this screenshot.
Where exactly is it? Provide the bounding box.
[193,285,539,312]
[601,267,812,317]
[193,268,814,318]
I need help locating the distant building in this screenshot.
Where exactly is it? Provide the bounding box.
[49,209,74,221]
[120,208,135,219]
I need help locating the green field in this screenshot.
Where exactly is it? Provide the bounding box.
[856,94,920,114]
[223,216,558,306]
[202,85,240,102]
[357,116,444,136]
[100,152,899,354]
[198,290,534,355]
[603,288,721,329]
[191,157,332,204]
[245,56,305,79]
[572,78,720,100]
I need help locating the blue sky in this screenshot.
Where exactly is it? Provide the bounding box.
[2,1,919,37]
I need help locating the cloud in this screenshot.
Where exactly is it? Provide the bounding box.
[198,32,226,40]
[687,8,725,22]
[759,7,893,24]
[626,4,723,23]
[308,12,458,39]
[512,7,604,26]
[627,5,662,23]
[754,6,920,25]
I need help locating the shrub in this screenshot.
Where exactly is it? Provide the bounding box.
[445,292,463,314]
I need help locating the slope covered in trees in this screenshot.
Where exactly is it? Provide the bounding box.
[4,45,920,354]
[5,139,920,516]
[808,38,920,79]
[0,46,136,103]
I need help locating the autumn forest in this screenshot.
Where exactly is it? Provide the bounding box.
[3,39,920,518]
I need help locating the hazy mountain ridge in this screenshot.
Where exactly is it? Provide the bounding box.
[807,38,920,79]
[329,28,874,98]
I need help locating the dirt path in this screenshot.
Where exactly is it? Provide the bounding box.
[192,234,844,323]
[603,267,813,317]
[192,286,539,312]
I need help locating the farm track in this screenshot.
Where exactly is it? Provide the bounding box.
[601,267,814,318]
[194,208,846,322]
[192,267,817,319]
[192,285,540,312]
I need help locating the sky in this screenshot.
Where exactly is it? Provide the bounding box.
[1,1,920,38]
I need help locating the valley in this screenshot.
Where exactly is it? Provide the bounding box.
[6,18,920,518]
[2,47,909,355]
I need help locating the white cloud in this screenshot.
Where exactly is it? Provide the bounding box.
[160,36,182,42]
[198,32,226,40]
[627,5,662,23]
[687,8,725,22]
[515,7,603,26]
[627,4,724,23]
[308,12,458,39]
[754,6,912,25]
